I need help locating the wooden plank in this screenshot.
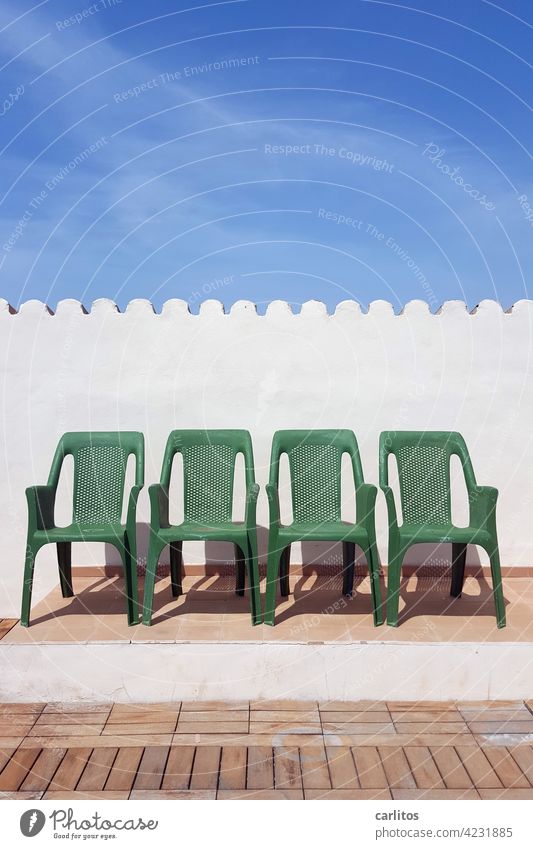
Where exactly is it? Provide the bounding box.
[181,701,247,711]
[0,704,43,716]
[176,711,248,723]
[107,709,180,725]
[161,747,195,791]
[0,748,41,790]
[105,747,144,792]
[378,746,416,789]
[43,703,109,714]
[101,722,176,736]
[430,747,473,789]
[190,747,221,790]
[274,747,302,789]
[403,746,445,789]
[351,747,388,789]
[35,712,109,727]
[393,788,480,800]
[176,721,248,735]
[217,789,303,800]
[20,748,67,792]
[246,746,273,789]
[388,701,458,712]
[0,748,16,774]
[250,710,319,723]
[319,701,385,712]
[218,747,247,791]
[45,791,129,800]
[305,789,391,800]
[322,722,395,735]
[251,701,316,711]
[250,721,322,735]
[132,747,169,791]
[395,722,469,735]
[46,748,93,792]
[27,723,105,737]
[460,709,532,722]
[391,711,463,723]
[456,746,503,789]
[507,746,533,784]
[77,748,118,791]
[321,711,391,724]
[299,747,331,790]
[22,734,173,749]
[326,747,359,789]
[469,721,533,734]
[131,789,215,800]
[483,747,531,789]
[478,788,533,799]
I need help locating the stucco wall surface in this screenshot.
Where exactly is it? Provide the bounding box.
[1,297,532,617]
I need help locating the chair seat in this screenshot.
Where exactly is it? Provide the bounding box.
[398,523,492,548]
[277,520,370,544]
[157,521,248,543]
[34,523,126,543]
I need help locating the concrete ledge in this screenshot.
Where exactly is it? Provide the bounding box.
[1,639,532,703]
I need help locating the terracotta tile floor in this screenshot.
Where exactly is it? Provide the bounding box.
[1,700,533,799]
[0,570,533,643]
[3,570,533,644]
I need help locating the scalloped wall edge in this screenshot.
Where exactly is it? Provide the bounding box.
[1,298,532,316]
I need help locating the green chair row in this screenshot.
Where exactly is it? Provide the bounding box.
[21,429,505,629]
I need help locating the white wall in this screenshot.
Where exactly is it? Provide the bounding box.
[1,296,532,617]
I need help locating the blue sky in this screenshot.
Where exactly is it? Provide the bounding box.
[0,0,531,311]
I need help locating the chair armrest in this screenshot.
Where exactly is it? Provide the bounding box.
[245,482,259,528]
[356,483,377,529]
[266,483,280,529]
[380,485,399,534]
[126,484,143,530]
[26,485,56,531]
[149,484,170,530]
[469,485,498,530]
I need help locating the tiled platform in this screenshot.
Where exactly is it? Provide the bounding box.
[4,569,533,644]
[2,570,533,703]
[1,700,533,799]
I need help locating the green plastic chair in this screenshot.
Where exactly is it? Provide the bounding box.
[21,432,144,627]
[264,429,383,627]
[142,430,261,626]
[379,431,505,628]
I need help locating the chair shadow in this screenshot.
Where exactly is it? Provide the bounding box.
[393,565,508,625]
[30,575,131,625]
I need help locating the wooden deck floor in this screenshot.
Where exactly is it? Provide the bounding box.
[1,698,533,799]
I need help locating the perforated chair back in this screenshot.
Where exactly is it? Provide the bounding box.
[270,430,364,525]
[380,431,471,527]
[48,432,144,528]
[160,430,254,524]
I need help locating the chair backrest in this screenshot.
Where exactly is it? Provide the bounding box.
[379,431,474,526]
[270,430,364,524]
[48,432,144,526]
[160,430,254,524]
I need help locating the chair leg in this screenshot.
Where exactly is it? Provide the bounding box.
[488,545,506,629]
[279,545,291,597]
[169,541,183,598]
[450,542,467,598]
[142,533,165,626]
[366,543,384,626]
[119,533,139,626]
[264,543,282,626]
[20,542,39,628]
[387,546,407,627]
[342,541,355,597]
[246,532,262,626]
[57,542,74,598]
[234,544,246,596]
